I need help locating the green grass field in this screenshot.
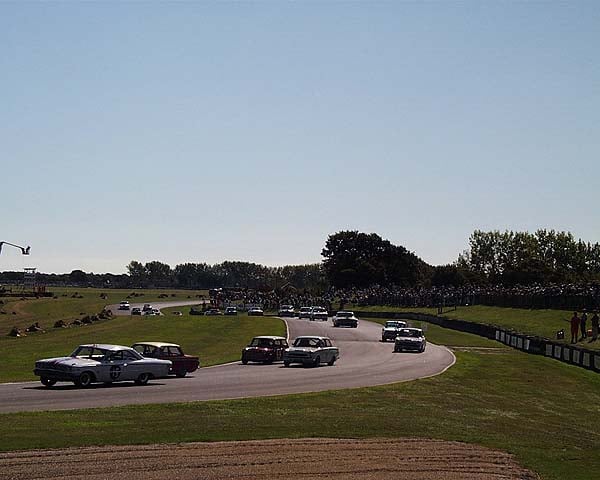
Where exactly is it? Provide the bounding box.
[2,324,599,480]
[0,306,285,383]
[0,287,209,332]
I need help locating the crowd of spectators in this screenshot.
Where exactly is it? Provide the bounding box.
[218,288,335,312]
[220,283,600,312]
[330,283,600,311]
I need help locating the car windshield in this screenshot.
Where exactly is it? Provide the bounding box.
[386,321,406,328]
[70,346,109,359]
[293,338,322,348]
[250,338,274,347]
[337,312,352,317]
[398,329,422,338]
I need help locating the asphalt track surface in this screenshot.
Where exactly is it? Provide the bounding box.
[0,304,455,413]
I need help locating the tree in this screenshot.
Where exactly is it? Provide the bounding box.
[322,231,429,288]
[127,261,148,287]
[68,269,88,285]
[144,261,172,287]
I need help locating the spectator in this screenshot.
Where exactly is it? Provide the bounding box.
[580,310,588,340]
[591,312,599,342]
[570,312,580,344]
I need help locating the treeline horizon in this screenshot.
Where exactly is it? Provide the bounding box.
[1,229,599,290]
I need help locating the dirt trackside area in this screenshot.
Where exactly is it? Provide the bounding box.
[1,438,538,480]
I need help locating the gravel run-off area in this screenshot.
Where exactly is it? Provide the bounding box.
[1,437,539,480]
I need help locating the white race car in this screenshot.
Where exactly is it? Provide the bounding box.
[34,344,171,388]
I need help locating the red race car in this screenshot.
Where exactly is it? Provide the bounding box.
[132,342,200,377]
[241,336,288,364]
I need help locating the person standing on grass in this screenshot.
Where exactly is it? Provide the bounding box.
[580,309,588,340]
[591,312,599,341]
[570,312,580,344]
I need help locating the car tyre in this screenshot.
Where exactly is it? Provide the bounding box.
[312,356,320,368]
[175,370,187,377]
[135,372,150,385]
[328,357,336,366]
[40,377,56,387]
[242,358,248,365]
[76,371,94,388]
[283,361,290,367]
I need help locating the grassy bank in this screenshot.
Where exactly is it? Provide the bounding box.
[353,304,600,350]
[0,287,209,333]
[2,326,600,479]
[0,308,285,383]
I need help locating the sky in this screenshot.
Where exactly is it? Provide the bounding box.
[1,1,599,274]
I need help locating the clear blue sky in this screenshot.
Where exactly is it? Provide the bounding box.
[2,1,599,274]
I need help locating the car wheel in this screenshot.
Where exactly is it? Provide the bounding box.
[313,356,320,368]
[76,371,94,388]
[175,370,187,377]
[284,361,290,367]
[242,358,248,365]
[135,372,150,385]
[327,357,336,366]
[40,377,56,387]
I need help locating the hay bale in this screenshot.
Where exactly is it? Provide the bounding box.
[8,327,25,337]
[25,322,44,333]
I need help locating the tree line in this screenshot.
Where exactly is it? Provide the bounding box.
[126,260,326,291]
[454,229,600,285]
[1,229,599,290]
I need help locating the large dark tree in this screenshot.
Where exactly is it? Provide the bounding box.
[321,231,429,288]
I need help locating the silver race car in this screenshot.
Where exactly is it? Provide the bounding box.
[34,344,171,388]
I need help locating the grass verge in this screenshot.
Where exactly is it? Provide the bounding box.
[353,304,600,350]
[0,287,209,332]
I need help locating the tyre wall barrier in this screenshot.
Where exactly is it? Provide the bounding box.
[358,310,597,373]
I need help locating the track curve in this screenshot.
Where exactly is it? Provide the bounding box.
[0,307,455,413]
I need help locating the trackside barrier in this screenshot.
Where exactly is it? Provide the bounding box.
[357,310,598,374]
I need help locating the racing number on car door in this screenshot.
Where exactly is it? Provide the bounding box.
[110,365,122,380]
[103,351,128,382]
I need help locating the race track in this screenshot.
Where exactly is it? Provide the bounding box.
[0,306,455,413]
